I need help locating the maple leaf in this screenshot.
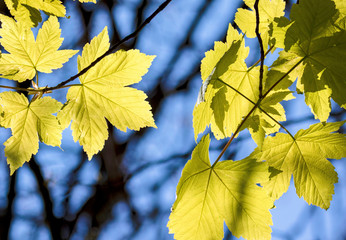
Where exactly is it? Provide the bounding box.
[235,0,286,50]
[4,0,65,28]
[0,15,78,82]
[167,135,273,240]
[193,24,292,145]
[0,91,63,175]
[249,121,346,209]
[267,0,346,121]
[58,27,156,159]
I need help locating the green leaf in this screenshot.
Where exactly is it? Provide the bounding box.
[269,16,292,49]
[0,92,63,175]
[250,121,346,209]
[270,0,346,121]
[193,24,292,145]
[0,15,78,82]
[4,0,65,28]
[333,0,346,29]
[58,27,156,159]
[194,26,246,140]
[235,0,286,50]
[168,135,273,240]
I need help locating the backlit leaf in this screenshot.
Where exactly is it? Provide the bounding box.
[0,92,62,175]
[250,121,346,209]
[0,15,78,82]
[193,24,292,145]
[58,27,156,159]
[268,0,346,121]
[4,0,65,28]
[168,135,273,240]
[235,0,286,50]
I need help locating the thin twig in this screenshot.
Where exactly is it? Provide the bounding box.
[46,0,173,92]
[254,0,265,99]
[0,85,30,92]
[216,78,256,105]
[124,152,190,183]
[263,57,305,99]
[248,44,274,72]
[29,157,62,240]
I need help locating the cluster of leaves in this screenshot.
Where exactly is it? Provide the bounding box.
[0,0,156,174]
[0,0,345,239]
[168,0,346,239]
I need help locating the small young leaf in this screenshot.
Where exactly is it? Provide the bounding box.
[58,27,156,159]
[168,135,273,240]
[0,92,63,175]
[250,121,346,209]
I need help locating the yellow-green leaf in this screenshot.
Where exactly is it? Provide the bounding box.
[270,0,346,121]
[250,121,346,209]
[0,15,78,82]
[4,0,65,28]
[235,0,286,50]
[193,24,292,145]
[333,0,346,29]
[168,135,273,240]
[58,27,156,159]
[0,92,63,175]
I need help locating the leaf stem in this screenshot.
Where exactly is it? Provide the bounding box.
[216,78,256,105]
[0,84,82,93]
[36,73,39,87]
[254,0,265,99]
[212,101,260,167]
[262,57,305,99]
[258,105,295,139]
[248,45,274,72]
[213,56,305,165]
[0,85,30,92]
[216,79,295,139]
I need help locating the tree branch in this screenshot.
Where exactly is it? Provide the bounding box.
[254,0,265,99]
[47,0,174,92]
[29,158,62,240]
[0,172,16,240]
